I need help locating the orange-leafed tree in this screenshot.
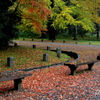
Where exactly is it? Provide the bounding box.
[18,0,52,34]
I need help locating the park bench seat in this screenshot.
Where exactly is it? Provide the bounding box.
[0,71,32,90]
[64,55,100,75]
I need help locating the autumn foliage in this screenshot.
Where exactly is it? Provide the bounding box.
[18,0,52,32]
[14,0,100,36]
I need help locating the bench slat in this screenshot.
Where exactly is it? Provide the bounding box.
[76,60,98,67]
[0,73,32,82]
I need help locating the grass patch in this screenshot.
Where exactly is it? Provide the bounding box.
[0,46,70,72]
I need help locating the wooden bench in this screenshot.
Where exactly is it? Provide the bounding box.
[0,71,32,90]
[64,54,100,75]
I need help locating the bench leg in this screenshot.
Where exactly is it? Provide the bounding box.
[69,65,77,75]
[14,78,23,90]
[88,63,94,70]
[64,64,77,75]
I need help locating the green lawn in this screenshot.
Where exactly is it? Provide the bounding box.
[0,46,70,72]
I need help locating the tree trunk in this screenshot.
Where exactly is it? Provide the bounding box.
[73,26,77,40]
[95,23,99,39]
[47,22,56,40]
[47,0,56,40]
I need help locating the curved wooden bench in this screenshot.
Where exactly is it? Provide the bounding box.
[64,54,100,75]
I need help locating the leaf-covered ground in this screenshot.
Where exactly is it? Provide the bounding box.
[0,41,100,100]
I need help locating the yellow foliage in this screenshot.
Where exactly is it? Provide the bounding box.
[15,0,100,34]
[52,0,100,32]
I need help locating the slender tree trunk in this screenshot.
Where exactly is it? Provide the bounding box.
[95,23,99,39]
[73,25,77,40]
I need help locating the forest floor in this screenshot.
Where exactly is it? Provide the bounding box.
[0,41,100,100]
